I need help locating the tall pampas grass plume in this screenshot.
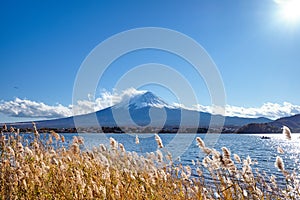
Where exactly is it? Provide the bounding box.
[155,134,163,148]
[135,135,139,145]
[282,125,292,140]
[196,137,205,149]
[277,146,284,154]
[275,156,285,171]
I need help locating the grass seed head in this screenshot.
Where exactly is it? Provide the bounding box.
[275,156,285,171]
[282,125,292,140]
[50,130,60,140]
[277,146,284,154]
[135,135,139,144]
[3,124,7,131]
[221,147,231,159]
[99,144,106,152]
[61,135,65,142]
[119,143,125,152]
[110,137,118,149]
[156,149,163,162]
[196,137,205,148]
[233,154,241,163]
[155,134,163,148]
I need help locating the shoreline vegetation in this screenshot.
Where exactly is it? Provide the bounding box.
[1,124,236,134]
[1,124,299,199]
[0,124,285,134]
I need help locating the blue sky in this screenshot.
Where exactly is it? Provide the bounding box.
[1,0,300,122]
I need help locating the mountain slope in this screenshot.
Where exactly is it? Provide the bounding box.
[2,91,272,130]
[270,114,300,129]
[237,114,300,133]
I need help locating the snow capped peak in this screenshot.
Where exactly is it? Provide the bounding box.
[129,91,170,109]
[113,91,172,109]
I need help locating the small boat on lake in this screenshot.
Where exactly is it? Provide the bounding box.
[261,136,271,139]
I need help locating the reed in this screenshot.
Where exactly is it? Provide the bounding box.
[154,133,163,148]
[0,127,299,199]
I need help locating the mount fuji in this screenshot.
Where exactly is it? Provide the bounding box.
[114,91,172,110]
[4,91,272,130]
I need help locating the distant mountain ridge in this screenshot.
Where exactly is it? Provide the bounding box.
[237,114,300,133]
[1,91,273,131]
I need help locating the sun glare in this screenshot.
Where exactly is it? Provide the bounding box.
[279,0,300,23]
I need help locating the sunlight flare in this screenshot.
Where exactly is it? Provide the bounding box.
[276,0,300,23]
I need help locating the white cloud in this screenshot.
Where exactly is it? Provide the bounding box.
[0,88,146,119]
[188,102,300,120]
[1,88,300,120]
[72,88,146,115]
[0,98,72,118]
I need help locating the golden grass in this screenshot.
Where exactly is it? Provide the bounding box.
[0,129,299,200]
